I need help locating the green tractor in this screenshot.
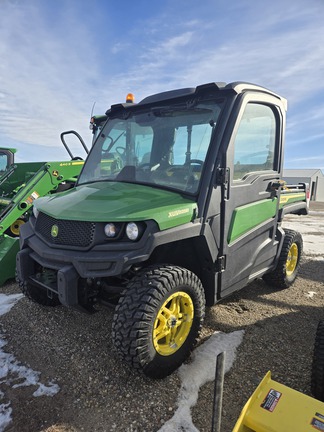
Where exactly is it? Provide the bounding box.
[17,82,309,378]
[0,131,89,285]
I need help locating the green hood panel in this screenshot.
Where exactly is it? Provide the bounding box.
[36,182,197,230]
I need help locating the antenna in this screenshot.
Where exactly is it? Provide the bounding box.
[90,101,96,119]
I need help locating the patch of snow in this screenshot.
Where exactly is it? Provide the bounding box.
[283,213,324,258]
[306,256,324,262]
[0,293,23,316]
[302,236,324,255]
[0,293,59,432]
[309,211,324,216]
[158,330,244,432]
[0,400,12,432]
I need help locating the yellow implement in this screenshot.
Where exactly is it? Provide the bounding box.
[233,371,324,432]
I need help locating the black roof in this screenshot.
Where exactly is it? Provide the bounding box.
[107,81,286,115]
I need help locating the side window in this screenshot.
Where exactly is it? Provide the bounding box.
[0,153,8,172]
[233,103,277,180]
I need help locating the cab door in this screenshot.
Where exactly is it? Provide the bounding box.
[218,93,285,298]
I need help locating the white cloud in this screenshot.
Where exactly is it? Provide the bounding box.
[158,31,194,53]
[0,2,100,156]
[111,42,131,54]
[105,0,324,108]
[289,155,324,163]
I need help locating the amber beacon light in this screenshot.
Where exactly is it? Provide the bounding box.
[126,93,135,103]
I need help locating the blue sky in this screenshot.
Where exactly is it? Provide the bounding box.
[1,0,324,170]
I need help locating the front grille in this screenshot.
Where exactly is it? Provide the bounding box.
[36,212,95,248]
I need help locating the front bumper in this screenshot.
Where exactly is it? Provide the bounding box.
[17,216,202,311]
[16,220,157,310]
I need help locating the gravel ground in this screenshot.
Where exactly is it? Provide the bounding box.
[0,202,323,432]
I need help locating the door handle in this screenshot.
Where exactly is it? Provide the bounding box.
[268,180,286,190]
[267,180,286,197]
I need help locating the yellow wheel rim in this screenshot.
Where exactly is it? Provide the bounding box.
[153,291,194,356]
[10,219,25,236]
[286,242,298,276]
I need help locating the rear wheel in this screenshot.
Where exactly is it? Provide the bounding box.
[112,265,205,378]
[17,278,60,307]
[312,321,324,401]
[263,229,302,289]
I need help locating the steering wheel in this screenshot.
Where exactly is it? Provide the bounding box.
[103,136,114,146]
[188,159,204,166]
[116,147,126,156]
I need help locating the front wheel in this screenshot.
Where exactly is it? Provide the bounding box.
[112,265,205,379]
[263,229,303,289]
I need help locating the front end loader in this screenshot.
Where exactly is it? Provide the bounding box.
[0,131,89,285]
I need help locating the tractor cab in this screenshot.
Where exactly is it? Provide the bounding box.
[0,148,16,174]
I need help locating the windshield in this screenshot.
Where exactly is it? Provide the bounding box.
[78,101,223,194]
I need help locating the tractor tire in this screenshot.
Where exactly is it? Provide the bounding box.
[263,229,302,289]
[17,278,60,307]
[5,218,25,237]
[112,264,205,379]
[311,321,324,401]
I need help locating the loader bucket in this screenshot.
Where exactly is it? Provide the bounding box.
[0,235,19,285]
[232,371,324,432]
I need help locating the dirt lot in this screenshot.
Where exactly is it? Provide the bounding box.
[0,203,323,432]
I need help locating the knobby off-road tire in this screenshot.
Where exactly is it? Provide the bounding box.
[263,228,303,289]
[112,265,206,379]
[17,278,60,307]
[311,321,324,401]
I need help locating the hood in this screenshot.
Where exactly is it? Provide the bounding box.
[35,182,198,230]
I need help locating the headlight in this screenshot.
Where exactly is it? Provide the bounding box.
[126,222,139,241]
[32,206,39,219]
[104,223,117,238]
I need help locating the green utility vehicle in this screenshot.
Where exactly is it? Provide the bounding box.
[0,131,89,285]
[17,82,309,378]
